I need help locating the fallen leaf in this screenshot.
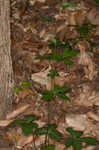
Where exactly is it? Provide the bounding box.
[6,104,30,119]
[78,41,97,80]
[87,112,99,122]
[0,120,14,127]
[17,88,30,99]
[66,114,89,131]
[31,65,52,90]
[17,134,33,148]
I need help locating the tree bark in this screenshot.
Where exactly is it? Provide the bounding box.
[0,0,14,119]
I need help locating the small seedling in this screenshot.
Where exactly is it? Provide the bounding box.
[65,127,99,150]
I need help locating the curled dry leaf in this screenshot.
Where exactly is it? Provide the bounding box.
[0,120,14,127]
[17,134,33,148]
[87,112,99,122]
[65,114,89,131]
[31,65,52,90]
[6,104,30,119]
[78,41,97,80]
[87,8,99,25]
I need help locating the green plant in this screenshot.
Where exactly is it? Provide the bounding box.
[36,40,79,65]
[68,24,96,37]
[40,16,52,22]
[20,81,31,89]
[47,69,59,79]
[34,124,62,141]
[61,2,77,9]
[13,86,22,94]
[13,81,31,94]
[8,114,39,136]
[65,127,99,150]
[40,144,55,150]
[48,39,69,49]
[40,84,71,101]
[94,0,99,3]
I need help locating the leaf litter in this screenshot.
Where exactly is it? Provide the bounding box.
[0,0,99,149]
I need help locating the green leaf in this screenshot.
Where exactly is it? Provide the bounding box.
[61,109,68,113]
[47,124,57,130]
[54,85,71,93]
[72,139,82,150]
[48,40,56,49]
[94,0,99,3]
[25,114,39,122]
[13,86,22,94]
[21,123,38,136]
[63,48,79,58]
[76,25,89,36]
[48,40,68,49]
[87,40,97,48]
[41,90,54,101]
[36,53,53,60]
[80,137,99,145]
[47,69,59,79]
[40,16,52,22]
[40,144,55,150]
[34,127,48,135]
[20,81,30,89]
[66,128,83,138]
[56,93,70,101]
[49,129,62,141]
[65,137,73,148]
[52,51,62,61]
[8,119,25,127]
[61,2,77,9]
[64,59,73,65]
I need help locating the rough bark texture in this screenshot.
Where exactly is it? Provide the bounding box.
[0,0,14,119]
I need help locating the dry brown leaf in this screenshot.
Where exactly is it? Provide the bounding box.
[55,143,65,150]
[87,112,99,122]
[65,114,89,131]
[55,72,69,86]
[17,134,33,148]
[31,65,51,90]
[78,41,97,80]
[6,104,30,119]
[87,8,99,25]
[17,88,30,99]
[73,10,87,25]
[40,29,46,38]
[0,120,14,127]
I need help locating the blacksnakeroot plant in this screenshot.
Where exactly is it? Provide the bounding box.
[10,16,99,150]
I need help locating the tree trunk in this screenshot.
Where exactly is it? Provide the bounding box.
[0,0,14,119]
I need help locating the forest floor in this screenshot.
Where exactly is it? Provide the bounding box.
[0,0,99,150]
